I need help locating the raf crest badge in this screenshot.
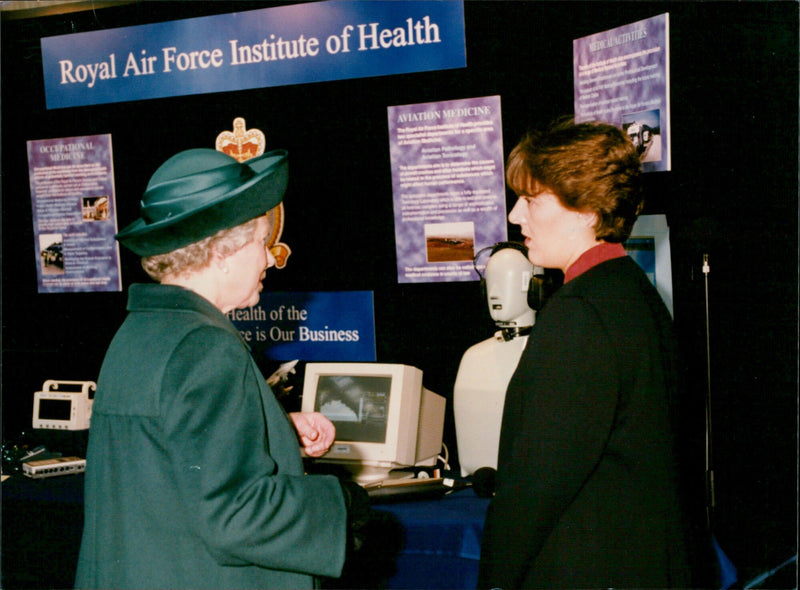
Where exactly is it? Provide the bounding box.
[216,117,291,269]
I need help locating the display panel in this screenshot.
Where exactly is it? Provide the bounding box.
[314,375,390,443]
[37,399,72,421]
[626,214,673,316]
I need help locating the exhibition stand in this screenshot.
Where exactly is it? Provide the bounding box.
[2,2,797,584]
[1,473,489,590]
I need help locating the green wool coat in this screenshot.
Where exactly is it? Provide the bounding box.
[75,283,347,589]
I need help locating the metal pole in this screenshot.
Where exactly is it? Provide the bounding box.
[703,253,715,529]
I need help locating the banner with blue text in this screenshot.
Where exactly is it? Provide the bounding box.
[227,291,376,362]
[41,0,466,109]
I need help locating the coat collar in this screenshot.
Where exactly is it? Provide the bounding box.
[564,242,627,283]
[127,283,249,347]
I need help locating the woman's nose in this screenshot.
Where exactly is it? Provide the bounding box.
[508,197,526,225]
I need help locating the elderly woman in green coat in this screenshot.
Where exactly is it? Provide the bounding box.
[75,148,360,589]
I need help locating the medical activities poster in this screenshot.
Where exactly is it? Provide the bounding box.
[26,134,122,293]
[573,13,670,172]
[41,0,466,109]
[388,95,508,284]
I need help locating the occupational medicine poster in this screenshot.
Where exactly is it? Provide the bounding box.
[388,95,508,284]
[573,13,671,172]
[228,291,377,362]
[26,134,122,293]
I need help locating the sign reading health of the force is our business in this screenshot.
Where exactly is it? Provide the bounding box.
[228,291,377,363]
[41,0,466,109]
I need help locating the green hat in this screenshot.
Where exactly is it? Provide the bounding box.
[116,148,288,256]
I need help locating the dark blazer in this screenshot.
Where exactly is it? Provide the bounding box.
[478,256,696,589]
[75,284,347,589]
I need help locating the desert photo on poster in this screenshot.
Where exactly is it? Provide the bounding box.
[425,221,475,262]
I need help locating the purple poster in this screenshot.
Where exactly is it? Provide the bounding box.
[573,13,670,172]
[26,135,122,293]
[387,95,507,283]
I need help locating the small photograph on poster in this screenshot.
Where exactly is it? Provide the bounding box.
[425,221,475,263]
[623,109,663,164]
[82,196,111,221]
[39,234,65,276]
[26,134,122,293]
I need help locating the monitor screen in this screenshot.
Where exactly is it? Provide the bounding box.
[625,214,673,316]
[301,362,446,484]
[314,375,390,443]
[37,398,72,421]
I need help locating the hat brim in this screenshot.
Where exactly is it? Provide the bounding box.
[116,149,287,257]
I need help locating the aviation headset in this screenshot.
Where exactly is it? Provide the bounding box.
[472,241,553,312]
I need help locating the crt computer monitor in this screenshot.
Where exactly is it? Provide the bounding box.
[301,362,445,484]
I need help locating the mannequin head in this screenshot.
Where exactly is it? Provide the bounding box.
[484,244,536,328]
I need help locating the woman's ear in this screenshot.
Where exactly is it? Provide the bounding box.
[580,211,599,231]
[210,247,230,274]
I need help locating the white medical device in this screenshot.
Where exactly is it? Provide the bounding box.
[22,456,87,479]
[32,380,95,430]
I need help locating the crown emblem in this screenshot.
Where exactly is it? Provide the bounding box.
[216,117,291,268]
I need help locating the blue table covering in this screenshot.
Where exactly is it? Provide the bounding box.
[376,489,490,589]
[2,474,490,590]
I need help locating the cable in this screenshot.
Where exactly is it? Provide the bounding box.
[743,554,797,589]
[436,442,451,471]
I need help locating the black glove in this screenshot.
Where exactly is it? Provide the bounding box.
[330,480,402,589]
[338,479,371,554]
[471,466,497,498]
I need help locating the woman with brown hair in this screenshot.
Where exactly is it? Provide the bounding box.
[478,119,711,589]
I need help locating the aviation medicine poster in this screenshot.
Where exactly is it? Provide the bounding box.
[388,95,508,284]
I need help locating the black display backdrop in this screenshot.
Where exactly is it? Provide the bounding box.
[2,1,797,584]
